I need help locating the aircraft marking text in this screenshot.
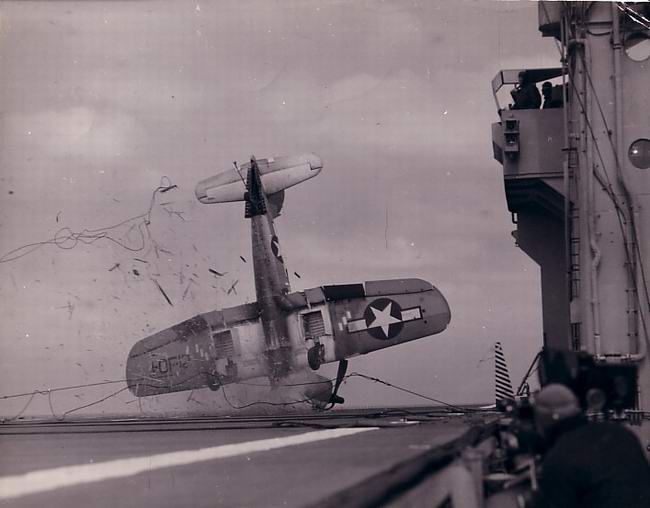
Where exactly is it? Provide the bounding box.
[150,354,191,377]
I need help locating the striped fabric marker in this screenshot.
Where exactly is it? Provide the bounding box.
[494,341,515,403]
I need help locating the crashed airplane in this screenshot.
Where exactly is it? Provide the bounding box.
[126,154,451,407]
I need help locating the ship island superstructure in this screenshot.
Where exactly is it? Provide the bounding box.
[491,2,650,439]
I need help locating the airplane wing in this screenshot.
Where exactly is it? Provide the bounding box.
[126,278,450,400]
[125,302,264,397]
[280,278,451,370]
[327,278,450,357]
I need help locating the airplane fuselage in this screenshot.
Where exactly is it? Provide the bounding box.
[125,154,451,405]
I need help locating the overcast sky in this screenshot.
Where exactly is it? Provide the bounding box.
[0,0,559,418]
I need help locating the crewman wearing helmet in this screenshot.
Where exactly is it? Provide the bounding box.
[533,384,650,508]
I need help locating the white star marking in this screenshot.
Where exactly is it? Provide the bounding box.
[368,302,401,338]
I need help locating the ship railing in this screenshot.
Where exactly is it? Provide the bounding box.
[308,419,501,508]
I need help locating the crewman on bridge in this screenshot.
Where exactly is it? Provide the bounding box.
[541,82,562,109]
[510,71,541,110]
[532,384,650,508]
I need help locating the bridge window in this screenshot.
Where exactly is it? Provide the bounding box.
[624,32,650,62]
[629,139,650,169]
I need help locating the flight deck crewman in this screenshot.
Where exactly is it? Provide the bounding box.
[532,384,650,508]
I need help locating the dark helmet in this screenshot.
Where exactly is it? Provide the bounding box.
[534,383,581,432]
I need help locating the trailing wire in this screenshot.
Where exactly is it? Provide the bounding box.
[231,373,479,413]
[5,392,38,422]
[0,177,177,264]
[236,377,338,388]
[220,384,313,410]
[0,379,127,400]
[1,380,132,422]
[1,370,479,420]
[346,373,480,413]
[57,387,131,420]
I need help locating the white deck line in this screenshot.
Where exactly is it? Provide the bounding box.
[0,427,377,500]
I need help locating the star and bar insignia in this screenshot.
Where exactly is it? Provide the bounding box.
[347,298,422,340]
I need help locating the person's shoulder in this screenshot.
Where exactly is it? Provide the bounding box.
[580,421,648,449]
[589,420,635,434]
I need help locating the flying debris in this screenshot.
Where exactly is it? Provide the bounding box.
[226,279,239,295]
[239,256,247,263]
[0,177,176,264]
[57,301,74,320]
[294,272,301,279]
[126,153,451,408]
[209,268,227,277]
[152,279,173,307]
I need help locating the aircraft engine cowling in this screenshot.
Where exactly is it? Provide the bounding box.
[195,153,323,205]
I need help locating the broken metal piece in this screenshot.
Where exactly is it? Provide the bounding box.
[153,279,173,306]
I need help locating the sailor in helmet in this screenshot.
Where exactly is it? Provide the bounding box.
[532,384,650,508]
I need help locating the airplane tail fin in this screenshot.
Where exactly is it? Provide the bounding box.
[494,341,515,404]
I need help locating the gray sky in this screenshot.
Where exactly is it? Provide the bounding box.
[0,0,559,417]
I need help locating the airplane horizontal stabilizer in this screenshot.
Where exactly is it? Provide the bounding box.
[195,153,322,205]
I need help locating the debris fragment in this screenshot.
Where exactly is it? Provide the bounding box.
[182,282,192,300]
[56,211,62,223]
[133,269,140,276]
[227,279,239,295]
[133,258,148,264]
[160,184,178,193]
[153,279,173,306]
[240,256,247,263]
[108,263,120,272]
[294,272,301,278]
[57,301,74,320]
[209,268,227,276]
[163,206,186,221]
